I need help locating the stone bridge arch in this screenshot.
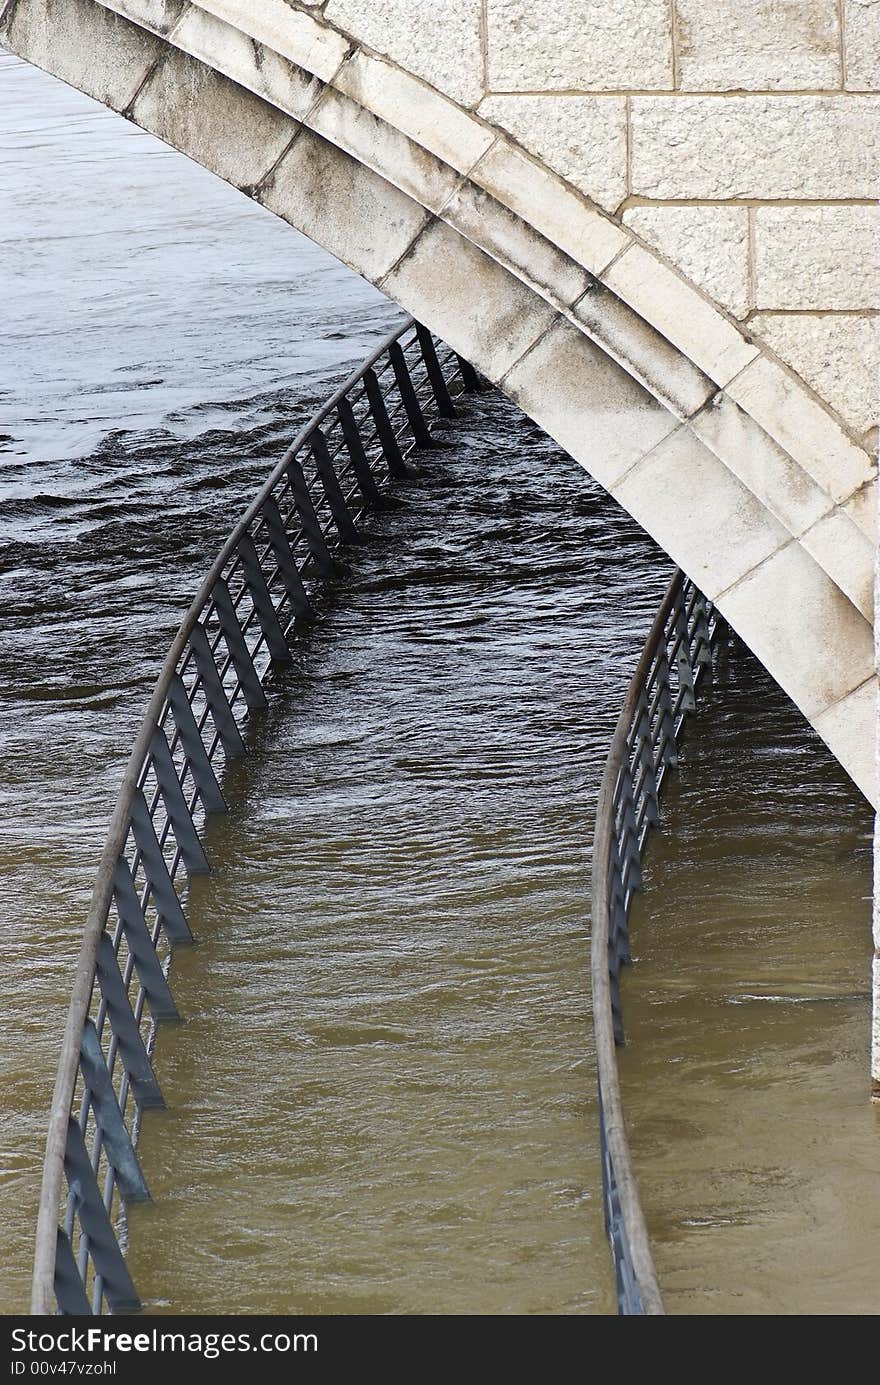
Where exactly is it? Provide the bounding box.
[2,0,876,804]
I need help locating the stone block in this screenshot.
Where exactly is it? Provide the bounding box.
[843,478,877,540]
[622,206,750,319]
[307,88,460,213]
[572,282,714,419]
[613,428,790,600]
[324,0,484,106]
[725,354,875,501]
[95,0,186,36]
[477,95,627,213]
[334,49,494,173]
[485,0,672,91]
[260,128,429,281]
[812,677,877,804]
[717,541,875,719]
[471,141,627,275]
[500,319,679,492]
[630,96,880,199]
[750,314,879,436]
[440,183,590,309]
[690,393,832,537]
[132,45,296,190]
[603,245,759,385]
[192,0,350,83]
[845,0,880,90]
[674,0,841,91]
[2,0,162,108]
[379,218,558,382]
[800,509,874,618]
[755,206,879,310]
[169,6,322,122]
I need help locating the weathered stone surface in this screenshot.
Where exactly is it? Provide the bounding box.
[674,0,841,91]
[485,0,672,91]
[604,244,759,385]
[690,393,832,537]
[170,6,323,121]
[813,677,877,804]
[727,354,875,501]
[95,0,187,35]
[334,48,494,172]
[471,141,627,274]
[631,96,880,198]
[622,206,750,318]
[380,219,558,382]
[192,0,350,83]
[843,478,877,539]
[755,207,880,309]
[501,319,679,492]
[440,184,590,308]
[477,96,627,212]
[324,0,484,106]
[1,0,161,107]
[845,0,880,90]
[260,128,429,281]
[614,428,790,600]
[573,282,714,419]
[750,313,879,435]
[131,45,295,189]
[717,541,875,718]
[801,509,874,618]
[308,88,460,212]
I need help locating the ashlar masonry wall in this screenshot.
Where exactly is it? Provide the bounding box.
[322,0,878,450]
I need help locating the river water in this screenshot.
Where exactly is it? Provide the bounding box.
[2,54,876,1316]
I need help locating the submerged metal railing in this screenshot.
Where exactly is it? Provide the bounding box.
[591,572,722,1315]
[31,318,479,1316]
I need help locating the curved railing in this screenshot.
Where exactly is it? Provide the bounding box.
[591,572,722,1315]
[31,318,479,1316]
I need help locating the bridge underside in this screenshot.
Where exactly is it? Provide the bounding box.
[2,0,876,811]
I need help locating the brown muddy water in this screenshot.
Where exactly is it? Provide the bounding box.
[2,54,876,1317]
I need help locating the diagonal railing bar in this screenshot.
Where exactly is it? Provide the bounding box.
[591,571,724,1315]
[31,318,478,1316]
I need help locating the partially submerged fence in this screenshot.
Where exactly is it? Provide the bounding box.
[591,574,722,1314]
[31,315,721,1317]
[31,318,476,1316]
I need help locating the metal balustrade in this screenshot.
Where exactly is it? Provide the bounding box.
[591,572,723,1315]
[30,319,478,1316]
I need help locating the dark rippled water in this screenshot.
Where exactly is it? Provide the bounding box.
[2,52,875,1317]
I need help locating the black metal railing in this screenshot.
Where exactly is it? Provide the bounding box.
[591,572,722,1315]
[31,319,478,1316]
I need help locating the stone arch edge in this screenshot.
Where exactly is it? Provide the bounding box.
[2,0,875,804]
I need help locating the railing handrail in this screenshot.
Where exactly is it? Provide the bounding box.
[591,569,721,1315]
[31,315,468,1315]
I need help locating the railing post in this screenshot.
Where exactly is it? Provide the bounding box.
[79,1021,150,1204]
[284,458,338,577]
[336,396,384,504]
[188,625,247,759]
[389,340,435,447]
[94,934,164,1110]
[415,322,457,417]
[236,533,296,658]
[166,674,227,815]
[455,353,483,392]
[211,577,268,711]
[310,429,361,543]
[363,366,409,479]
[259,495,319,617]
[148,728,210,875]
[64,1119,141,1313]
[112,859,179,1021]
